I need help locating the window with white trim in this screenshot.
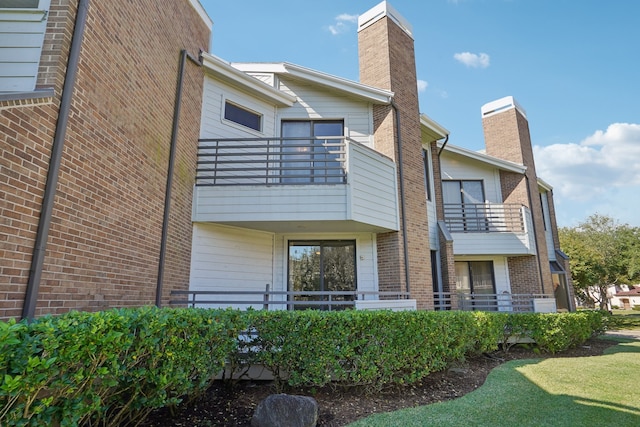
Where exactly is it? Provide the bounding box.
[223,100,262,132]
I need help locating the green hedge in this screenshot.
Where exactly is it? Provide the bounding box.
[0,307,244,427]
[0,308,608,426]
[235,309,608,391]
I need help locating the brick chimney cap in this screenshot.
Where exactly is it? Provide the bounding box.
[481,96,527,120]
[358,1,413,39]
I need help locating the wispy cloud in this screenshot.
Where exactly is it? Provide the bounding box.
[534,123,640,225]
[453,52,490,68]
[417,79,428,92]
[328,13,358,35]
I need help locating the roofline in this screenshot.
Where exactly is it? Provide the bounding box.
[537,177,553,191]
[420,114,449,140]
[231,62,395,105]
[200,53,296,107]
[189,0,213,30]
[438,142,527,173]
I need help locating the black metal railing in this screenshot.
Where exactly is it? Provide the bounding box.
[196,136,349,186]
[434,292,554,312]
[443,203,526,233]
[171,286,410,311]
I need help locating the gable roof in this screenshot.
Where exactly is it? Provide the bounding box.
[438,141,527,174]
[200,52,296,107]
[231,62,395,105]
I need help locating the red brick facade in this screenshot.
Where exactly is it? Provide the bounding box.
[358,15,433,309]
[483,106,554,295]
[0,0,210,319]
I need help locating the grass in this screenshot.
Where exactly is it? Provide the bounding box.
[347,337,640,427]
[610,310,640,329]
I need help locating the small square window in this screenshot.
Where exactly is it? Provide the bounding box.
[224,101,262,132]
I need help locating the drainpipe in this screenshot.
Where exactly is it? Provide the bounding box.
[22,0,91,320]
[525,174,546,294]
[155,49,202,308]
[437,134,449,157]
[390,100,411,295]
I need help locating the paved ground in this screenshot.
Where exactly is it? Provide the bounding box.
[605,329,640,340]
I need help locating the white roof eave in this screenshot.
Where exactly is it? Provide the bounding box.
[439,142,527,174]
[201,53,296,107]
[232,61,394,105]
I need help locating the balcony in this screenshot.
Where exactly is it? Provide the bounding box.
[443,203,536,256]
[192,137,399,233]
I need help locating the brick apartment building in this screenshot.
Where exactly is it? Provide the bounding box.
[1,1,573,320]
[0,0,211,319]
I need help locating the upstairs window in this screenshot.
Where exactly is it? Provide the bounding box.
[224,100,262,132]
[0,0,50,92]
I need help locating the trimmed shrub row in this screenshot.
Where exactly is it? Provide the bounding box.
[0,308,607,426]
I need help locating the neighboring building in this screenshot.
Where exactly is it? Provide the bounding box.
[608,285,640,310]
[0,0,211,319]
[186,2,573,313]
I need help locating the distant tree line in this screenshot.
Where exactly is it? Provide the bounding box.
[559,214,640,310]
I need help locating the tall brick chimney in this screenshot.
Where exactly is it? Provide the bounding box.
[358,2,433,308]
[481,96,554,295]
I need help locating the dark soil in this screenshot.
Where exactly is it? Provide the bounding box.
[140,338,615,427]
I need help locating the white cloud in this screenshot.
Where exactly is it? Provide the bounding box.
[328,13,358,35]
[453,52,490,68]
[417,79,428,92]
[534,123,640,226]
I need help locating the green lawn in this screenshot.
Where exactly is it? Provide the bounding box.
[347,337,640,427]
[610,310,640,329]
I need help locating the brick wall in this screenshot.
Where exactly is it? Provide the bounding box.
[482,107,554,295]
[358,15,433,309]
[0,0,210,319]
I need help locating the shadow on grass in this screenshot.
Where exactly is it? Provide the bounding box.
[347,340,640,427]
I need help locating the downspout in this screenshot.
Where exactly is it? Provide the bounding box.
[437,134,449,157]
[390,100,411,295]
[525,174,546,294]
[155,49,202,308]
[22,0,91,320]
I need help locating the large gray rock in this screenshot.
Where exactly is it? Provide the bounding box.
[251,394,319,427]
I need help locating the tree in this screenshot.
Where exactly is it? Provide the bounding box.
[559,214,640,310]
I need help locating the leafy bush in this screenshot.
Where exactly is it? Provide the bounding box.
[0,307,244,427]
[1,307,607,425]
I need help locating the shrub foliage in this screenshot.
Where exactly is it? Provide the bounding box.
[0,307,607,425]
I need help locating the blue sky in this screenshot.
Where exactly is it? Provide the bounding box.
[200,0,640,228]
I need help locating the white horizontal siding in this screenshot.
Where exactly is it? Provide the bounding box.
[277,77,373,144]
[0,3,49,92]
[452,232,535,256]
[440,154,502,202]
[194,185,349,222]
[200,75,277,138]
[348,142,399,230]
[189,223,274,309]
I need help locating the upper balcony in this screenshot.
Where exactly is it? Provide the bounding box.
[192,137,399,233]
[443,203,536,256]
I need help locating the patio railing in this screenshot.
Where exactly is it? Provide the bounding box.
[443,203,526,233]
[171,287,555,312]
[196,136,349,186]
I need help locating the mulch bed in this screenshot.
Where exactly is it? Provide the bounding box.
[139,338,615,427]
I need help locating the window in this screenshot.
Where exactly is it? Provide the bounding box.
[443,180,487,231]
[281,120,344,184]
[455,261,497,311]
[224,101,262,131]
[288,240,356,310]
[423,149,432,201]
[0,0,50,93]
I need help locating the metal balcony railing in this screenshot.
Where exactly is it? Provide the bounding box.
[196,136,349,186]
[434,292,554,312]
[443,203,526,233]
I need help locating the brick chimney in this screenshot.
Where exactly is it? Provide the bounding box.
[481,96,554,295]
[358,2,433,308]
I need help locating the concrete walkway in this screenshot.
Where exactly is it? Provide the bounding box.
[605,329,640,340]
